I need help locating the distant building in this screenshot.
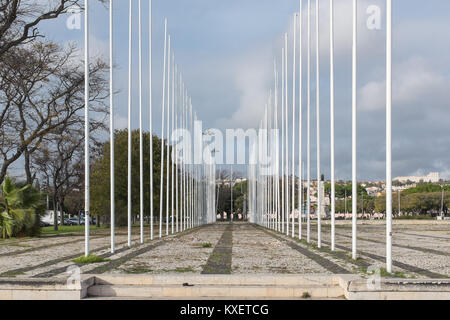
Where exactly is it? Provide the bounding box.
[394,172,440,184]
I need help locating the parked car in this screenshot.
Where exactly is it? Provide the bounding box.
[40,221,51,227]
[66,218,80,225]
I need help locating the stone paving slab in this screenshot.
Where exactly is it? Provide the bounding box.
[105,225,220,275]
[0,221,448,280]
[232,224,335,274]
[294,222,449,278]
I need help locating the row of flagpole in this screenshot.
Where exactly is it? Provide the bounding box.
[84,0,216,257]
[249,0,393,272]
[83,0,392,273]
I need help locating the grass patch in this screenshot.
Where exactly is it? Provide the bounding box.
[72,255,107,264]
[361,266,407,279]
[202,242,212,248]
[301,292,311,299]
[123,267,153,274]
[379,268,406,278]
[2,271,26,278]
[171,267,195,273]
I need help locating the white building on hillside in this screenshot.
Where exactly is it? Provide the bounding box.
[394,172,440,184]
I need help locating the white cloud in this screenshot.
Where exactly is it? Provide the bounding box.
[215,46,273,130]
[359,56,450,111]
[115,115,128,130]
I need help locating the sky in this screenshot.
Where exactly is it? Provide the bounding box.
[33,0,450,181]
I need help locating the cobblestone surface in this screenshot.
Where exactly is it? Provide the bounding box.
[232,223,333,274]
[0,221,448,278]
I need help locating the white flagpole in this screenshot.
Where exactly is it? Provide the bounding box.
[189,99,193,228]
[192,102,195,228]
[330,0,336,251]
[284,33,289,237]
[281,47,285,234]
[386,0,393,273]
[298,0,303,240]
[274,60,280,232]
[175,66,179,233]
[180,76,183,232]
[149,0,154,240]
[159,19,168,238]
[127,0,132,247]
[138,0,144,244]
[231,165,233,221]
[109,0,115,253]
[307,0,311,243]
[316,0,321,249]
[292,14,297,238]
[264,104,268,228]
[183,86,187,230]
[171,53,175,234]
[179,76,182,231]
[183,84,186,231]
[352,0,358,260]
[84,0,90,257]
[166,36,171,236]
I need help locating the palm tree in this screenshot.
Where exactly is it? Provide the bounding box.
[0,176,41,238]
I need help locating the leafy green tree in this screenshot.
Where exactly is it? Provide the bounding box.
[375,191,449,217]
[233,180,248,214]
[90,130,173,226]
[324,182,368,200]
[403,183,450,194]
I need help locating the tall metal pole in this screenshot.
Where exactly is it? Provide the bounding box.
[330,0,336,251]
[306,0,311,243]
[298,0,303,240]
[352,0,358,260]
[159,19,168,238]
[175,67,179,233]
[180,75,184,232]
[171,56,176,234]
[285,33,289,237]
[166,36,171,236]
[190,100,193,228]
[292,14,297,238]
[149,0,154,240]
[182,83,186,231]
[281,47,285,234]
[138,0,144,244]
[386,0,393,272]
[109,0,115,253]
[274,61,280,232]
[127,0,132,248]
[316,0,321,248]
[84,0,90,257]
[231,166,233,221]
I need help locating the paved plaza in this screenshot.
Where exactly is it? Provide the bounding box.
[0,221,449,280]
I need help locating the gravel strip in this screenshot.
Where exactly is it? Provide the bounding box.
[202,223,233,274]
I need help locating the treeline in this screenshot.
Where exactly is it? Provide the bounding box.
[326,183,448,217]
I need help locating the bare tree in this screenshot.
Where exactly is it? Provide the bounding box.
[0,41,108,185]
[0,0,82,58]
[33,114,104,230]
